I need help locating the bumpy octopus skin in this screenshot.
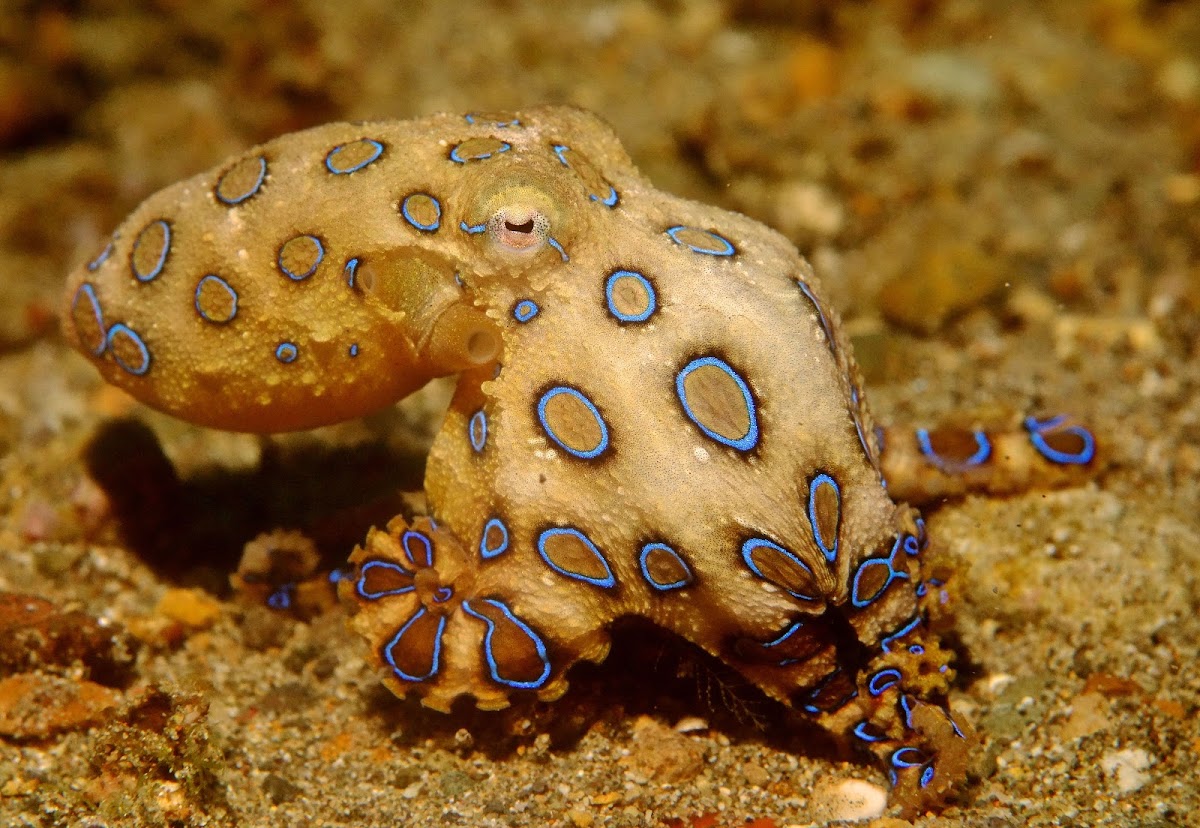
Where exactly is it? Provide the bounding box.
[62,106,1100,815]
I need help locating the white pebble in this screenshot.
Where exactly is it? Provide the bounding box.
[1100,748,1153,794]
[812,778,887,822]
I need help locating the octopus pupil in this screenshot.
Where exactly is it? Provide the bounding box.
[506,219,535,233]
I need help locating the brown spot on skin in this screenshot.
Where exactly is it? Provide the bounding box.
[681,363,752,444]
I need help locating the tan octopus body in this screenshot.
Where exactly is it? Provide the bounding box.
[62,106,1100,815]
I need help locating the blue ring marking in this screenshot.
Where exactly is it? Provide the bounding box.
[807,473,841,564]
[536,386,610,459]
[480,517,509,560]
[433,586,453,603]
[1023,415,1096,465]
[215,156,266,205]
[589,186,619,207]
[400,193,442,232]
[401,530,433,569]
[468,410,487,453]
[449,140,511,163]
[105,323,151,376]
[850,546,910,609]
[760,619,807,667]
[852,721,885,743]
[867,668,903,697]
[266,584,295,610]
[72,283,107,355]
[383,608,446,682]
[193,274,238,324]
[675,356,759,451]
[275,342,298,364]
[86,242,113,272]
[463,114,520,127]
[354,559,415,600]
[920,765,936,789]
[881,616,921,652]
[665,225,736,256]
[547,237,569,261]
[325,139,384,174]
[902,534,920,557]
[131,220,171,282]
[277,235,325,281]
[460,220,487,234]
[890,747,927,769]
[800,669,857,715]
[552,143,570,166]
[513,300,539,322]
[344,257,361,288]
[915,427,992,472]
[348,343,359,357]
[638,543,693,591]
[795,279,837,355]
[536,527,616,588]
[740,538,819,601]
[604,270,657,323]
[461,598,551,689]
[899,694,917,729]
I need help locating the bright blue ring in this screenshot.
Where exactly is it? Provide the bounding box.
[916,427,992,472]
[215,156,266,205]
[890,747,927,769]
[105,323,151,376]
[400,193,441,232]
[193,274,238,324]
[461,598,551,689]
[852,721,884,743]
[605,270,657,323]
[401,530,432,569]
[536,386,610,459]
[469,410,487,452]
[354,559,414,600]
[348,343,359,357]
[1023,415,1096,465]
[638,543,692,591]
[881,616,921,652]
[867,668,902,697]
[72,283,106,355]
[795,279,836,354]
[325,139,384,174]
[807,472,841,564]
[536,527,615,588]
[589,186,619,207]
[449,140,511,163]
[275,342,298,364]
[87,242,112,272]
[383,608,445,682]
[740,538,818,601]
[480,517,509,560]
[131,220,171,282]
[665,225,735,256]
[675,356,758,451]
[513,300,539,322]
[278,235,325,281]
[460,220,487,234]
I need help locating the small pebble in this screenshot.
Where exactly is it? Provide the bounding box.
[810,778,888,822]
[155,587,221,629]
[1100,748,1153,794]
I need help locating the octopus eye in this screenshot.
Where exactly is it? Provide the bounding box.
[488,206,550,254]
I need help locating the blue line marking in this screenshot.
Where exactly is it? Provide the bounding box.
[354,559,414,600]
[881,616,921,652]
[215,156,266,205]
[106,323,151,375]
[605,270,657,323]
[536,386,610,459]
[807,472,841,564]
[552,143,570,166]
[589,186,619,207]
[461,598,551,689]
[795,279,837,355]
[344,257,360,288]
[463,114,520,127]
[480,517,509,560]
[131,220,171,282]
[537,527,616,588]
[460,220,487,234]
[675,356,759,451]
[513,300,539,322]
[325,139,384,174]
[740,538,819,601]
[867,668,902,697]
[638,543,693,591]
[852,721,884,743]
[72,283,106,355]
[1023,415,1096,465]
[850,538,910,608]
[275,342,298,364]
[193,274,238,324]
[383,608,445,682]
[469,410,487,452]
[86,242,112,272]
[449,140,511,163]
[665,225,735,256]
[401,530,433,569]
[547,237,569,261]
[400,193,442,232]
[916,427,991,472]
[278,235,325,281]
